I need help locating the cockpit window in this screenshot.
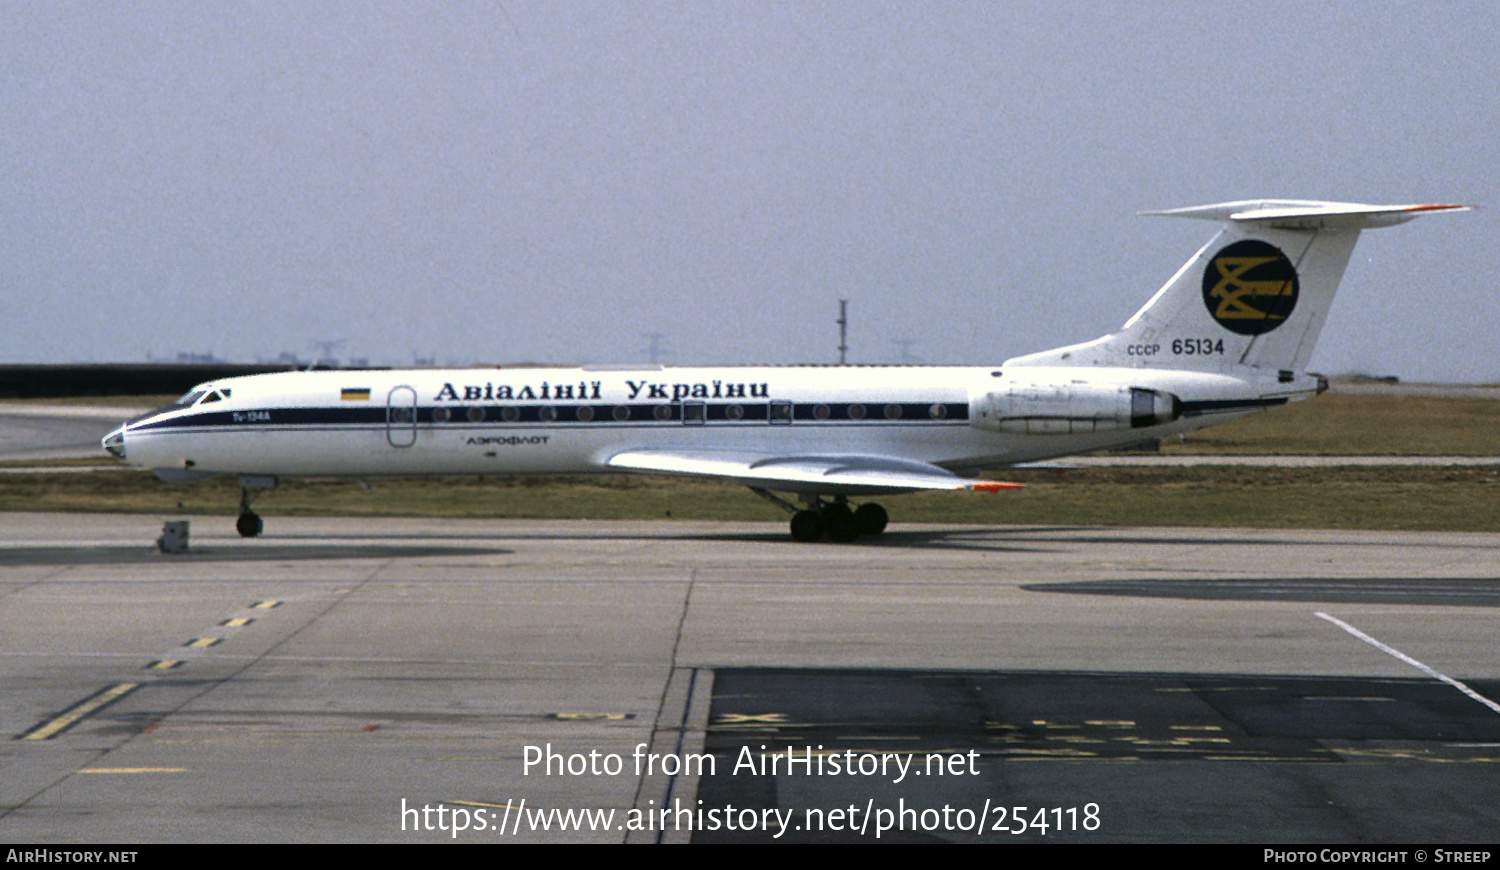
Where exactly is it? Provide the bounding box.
[175,390,207,407]
[200,390,224,404]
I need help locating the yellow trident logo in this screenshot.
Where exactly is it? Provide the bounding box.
[1202,241,1298,336]
[1207,256,1296,320]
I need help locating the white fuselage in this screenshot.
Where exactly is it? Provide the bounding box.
[99,199,1462,540]
[112,364,1317,486]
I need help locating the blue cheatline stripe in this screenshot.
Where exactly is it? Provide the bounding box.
[130,401,971,432]
[1178,397,1288,416]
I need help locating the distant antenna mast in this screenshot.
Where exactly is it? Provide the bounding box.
[837,299,848,364]
[642,332,666,364]
[892,338,922,365]
[307,338,346,370]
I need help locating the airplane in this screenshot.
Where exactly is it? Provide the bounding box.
[103,200,1468,542]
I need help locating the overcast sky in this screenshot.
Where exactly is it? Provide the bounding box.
[3,1,1495,380]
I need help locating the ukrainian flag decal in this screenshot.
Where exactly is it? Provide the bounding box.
[341,388,371,401]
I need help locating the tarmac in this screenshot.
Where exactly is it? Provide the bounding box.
[3,398,1499,843]
[2,512,1498,843]
[0,404,141,462]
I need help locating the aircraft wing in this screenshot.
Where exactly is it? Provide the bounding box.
[606,449,1022,495]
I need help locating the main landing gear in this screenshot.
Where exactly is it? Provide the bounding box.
[751,489,888,543]
[235,476,277,538]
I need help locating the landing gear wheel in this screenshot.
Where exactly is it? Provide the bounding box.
[823,503,857,542]
[236,511,263,538]
[235,477,276,538]
[790,510,825,543]
[853,502,888,536]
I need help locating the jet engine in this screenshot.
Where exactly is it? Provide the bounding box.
[970,384,1181,435]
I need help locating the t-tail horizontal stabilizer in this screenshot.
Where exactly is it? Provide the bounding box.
[1005,200,1470,374]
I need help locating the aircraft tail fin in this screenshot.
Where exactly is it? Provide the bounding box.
[1005,200,1469,375]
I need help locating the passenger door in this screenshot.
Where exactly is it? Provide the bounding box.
[386,386,418,448]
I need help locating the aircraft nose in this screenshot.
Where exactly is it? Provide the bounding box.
[102,425,126,459]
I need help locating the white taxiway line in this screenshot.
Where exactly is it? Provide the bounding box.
[1316,611,1500,716]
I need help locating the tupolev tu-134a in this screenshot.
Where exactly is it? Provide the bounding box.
[104,200,1468,542]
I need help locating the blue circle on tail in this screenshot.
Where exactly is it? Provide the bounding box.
[1201,240,1299,336]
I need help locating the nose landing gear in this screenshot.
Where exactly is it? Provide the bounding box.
[235,476,277,538]
[236,510,263,538]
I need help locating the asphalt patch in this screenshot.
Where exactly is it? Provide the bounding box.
[693,669,1500,842]
[1024,577,1500,607]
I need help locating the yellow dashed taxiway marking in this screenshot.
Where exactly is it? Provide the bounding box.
[20,682,140,741]
[716,713,788,725]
